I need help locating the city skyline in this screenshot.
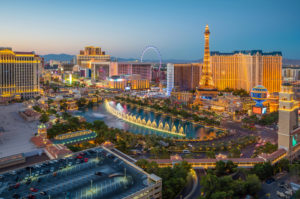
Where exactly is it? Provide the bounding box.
[0,0,300,60]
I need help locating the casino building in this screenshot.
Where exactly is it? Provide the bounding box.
[0,47,42,103]
[76,46,111,68]
[211,50,282,93]
[173,63,202,91]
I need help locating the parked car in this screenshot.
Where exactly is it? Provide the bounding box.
[95,172,102,176]
[40,191,47,196]
[27,194,36,199]
[266,178,275,184]
[30,187,38,192]
[14,183,20,189]
[12,193,20,199]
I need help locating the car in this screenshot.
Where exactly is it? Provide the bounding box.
[14,176,19,182]
[8,185,14,190]
[14,183,20,189]
[25,179,31,185]
[84,158,88,162]
[12,193,20,199]
[266,178,275,184]
[40,191,47,196]
[279,182,285,188]
[77,155,83,159]
[95,172,102,176]
[10,170,17,175]
[182,150,191,154]
[30,187,38,192]
[276,191,286,198]
[27,194,36,199]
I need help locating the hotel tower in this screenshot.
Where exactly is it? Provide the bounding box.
[210,50,282,93]
[0,47,41,103]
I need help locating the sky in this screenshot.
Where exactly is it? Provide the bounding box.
[0,0,300,60]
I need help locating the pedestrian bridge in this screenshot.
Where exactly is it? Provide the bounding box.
[147,148,287,169]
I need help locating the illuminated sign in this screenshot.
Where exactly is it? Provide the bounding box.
[253,106,262,114]
[253,106,267,115]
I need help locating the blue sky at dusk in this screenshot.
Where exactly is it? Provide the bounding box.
[0,0,299,60]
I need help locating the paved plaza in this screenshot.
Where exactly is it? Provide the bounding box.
[0,103,38,158]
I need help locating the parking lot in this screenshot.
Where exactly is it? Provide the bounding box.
[0,148,150,199]
[259,174,294,199]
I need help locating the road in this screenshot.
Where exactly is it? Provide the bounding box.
[258,173,291,199]
[222,121,277,143]
[175,168,205,199]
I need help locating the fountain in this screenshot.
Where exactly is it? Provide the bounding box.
[105,100,186,137]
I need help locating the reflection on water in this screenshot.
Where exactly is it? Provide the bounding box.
[74,103,222,139]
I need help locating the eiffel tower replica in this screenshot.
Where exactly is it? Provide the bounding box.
[194,25,218,105]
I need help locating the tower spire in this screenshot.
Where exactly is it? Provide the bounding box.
[199,24,214,89]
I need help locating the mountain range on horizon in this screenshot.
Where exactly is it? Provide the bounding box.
[41,54,300,65]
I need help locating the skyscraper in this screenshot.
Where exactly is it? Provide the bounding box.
[173,63,201,91]
[166,63,174,96]
[76,46,111,68]
[278,83,300,159]
[0,47,41,103]
[211,50,282,93]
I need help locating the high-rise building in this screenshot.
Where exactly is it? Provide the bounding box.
[167,63,174,96]
[278,83,300,159]
[211,50,282,93]
[173,63,201,91]
[114,62,152,81]
[76,46,111,68]
[0,47,41,103]
[282,65,300,82]
[108,74,149,90]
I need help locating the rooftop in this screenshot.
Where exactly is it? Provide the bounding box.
[211,50,282,56]
[0,147,160,199]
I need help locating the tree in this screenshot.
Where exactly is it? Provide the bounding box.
[275,159,289,173]
[206,151,216,159]
[215,161,226,176]
[200,173,220,198]
[211,191,227,199]
[251,162,273,180]
[77,97,87,108]
[33,105,41,113]
[294,189,300,199]
[289,164,300,177]
[62,112,71,120]
[40,113,49,123]
[229,147,241,158]
[47,98,54,105]
[60,103,67,111]
[138,160,191,199]
[244,174,261,196]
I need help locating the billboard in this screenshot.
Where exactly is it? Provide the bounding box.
[252,106,267,115]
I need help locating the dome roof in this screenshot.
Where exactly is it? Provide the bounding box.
[252,85,268,92]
